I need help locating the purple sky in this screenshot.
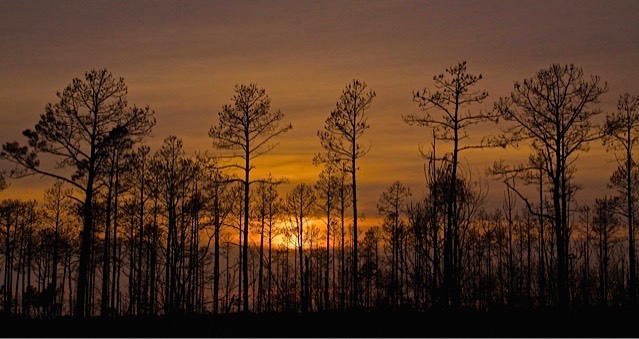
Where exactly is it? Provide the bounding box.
[1,0,638,222]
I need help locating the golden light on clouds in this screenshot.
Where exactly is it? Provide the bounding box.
[1,0,638,220]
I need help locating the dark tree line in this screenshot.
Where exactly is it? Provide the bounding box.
[0,64,638,318]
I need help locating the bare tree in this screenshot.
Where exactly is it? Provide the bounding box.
[0,172,6,192]
[283,183,317,312]
[42,181,73,316]
[153,135,191,314]
[129,146,151,315]
[1,199,20,314]
[377,181,411,308]
[198,154,233,314]
[314,166,339,310]
[252,174,284,312]
[602,92,639,305]
[491,63,607,308]
[403,61,491,308]
[592,196,620,305]
[1,69,155,317]
[317,79,375,308]
[209,83,292,312]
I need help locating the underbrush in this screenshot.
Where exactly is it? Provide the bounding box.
[2,307,638,337]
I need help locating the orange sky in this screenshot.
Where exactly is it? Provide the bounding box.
[1,1,638,228]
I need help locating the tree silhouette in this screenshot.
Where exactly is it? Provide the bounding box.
[100,126,134,317]
[209,83,291,312]
[153,135,192,314]
[492,63,607,308]
[403,61,491,308]
[1,69,155,317]
[128,146,151,315]
[199,154,233,314]
[317,79,374,308]
[592,196,620,305]
[0,172,6,192]
[602,92,639,305]
[2,199,20,314]
[377,181,411,308]
[252,174,283,312]
[283,183,317,312]
[42,181,73,317]
[314,165,339,310]
[361,226,380,309]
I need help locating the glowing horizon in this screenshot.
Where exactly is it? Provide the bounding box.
[1,0,637,227]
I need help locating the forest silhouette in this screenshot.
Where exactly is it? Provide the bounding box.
[1,62,638,337]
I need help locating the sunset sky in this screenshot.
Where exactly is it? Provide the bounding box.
[1,0,638,227]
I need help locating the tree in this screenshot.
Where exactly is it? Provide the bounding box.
[1,69,155,317]
[602,92,639,305]
[283,183,317,312]
[42,181,73,316]
[199,154,233,314]
[209,83,292,312]
[252,174,283,312]
[314,165,339,310]
[129,146,151,315]
[403,60,491,308]
[492,63,607,308]
[592,196,620,305]
[100,125,134,317]
[377,181,411,308]
[0,172,6,192]
[1,199,20,314]
[335,162,353,309]
[317,79,375,308]
[153,135,193,314]
[361,227,380,309]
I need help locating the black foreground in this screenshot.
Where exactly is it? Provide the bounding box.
[2,307,638,337]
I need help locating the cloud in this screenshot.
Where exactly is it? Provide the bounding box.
[1,0,637,217]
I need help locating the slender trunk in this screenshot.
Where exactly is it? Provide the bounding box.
[137,165,145,315]
[111,159,120,314]
[150,196,158,315]
[4,210,13,315]
[101,171,114,317]
[238,198,243,313]
[164,197,173,314]
[129,211,135,315]
[538,167,546,306]
[527,216,532,303]
[340,183,346,310]
[76,109,106,318]
[61,248,67,315]
[268,202,273,312]
[431,135,439,309]
[225,241,230,312]
[555,133,568,309]
[243,139,250,312]
[258,210,265,312]
[213,183,220,314]
[299,193,306,312]
[449,96,460,309]
[507,203,514,306]
[352,143,359,309]
[76,171,95,318]
[51,197,61,316]
[325,200,330,310]
[627,124,637,306]
[67,249,73,316]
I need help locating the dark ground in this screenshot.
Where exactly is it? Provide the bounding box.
[2,307,638,337]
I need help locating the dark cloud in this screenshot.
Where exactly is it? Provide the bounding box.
[1,0,637,216]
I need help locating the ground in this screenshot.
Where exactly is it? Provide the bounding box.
[2,307,638,337]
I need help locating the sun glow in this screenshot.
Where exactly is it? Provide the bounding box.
[214,215,383,251]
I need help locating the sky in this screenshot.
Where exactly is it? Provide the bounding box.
[1,0,638,227]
